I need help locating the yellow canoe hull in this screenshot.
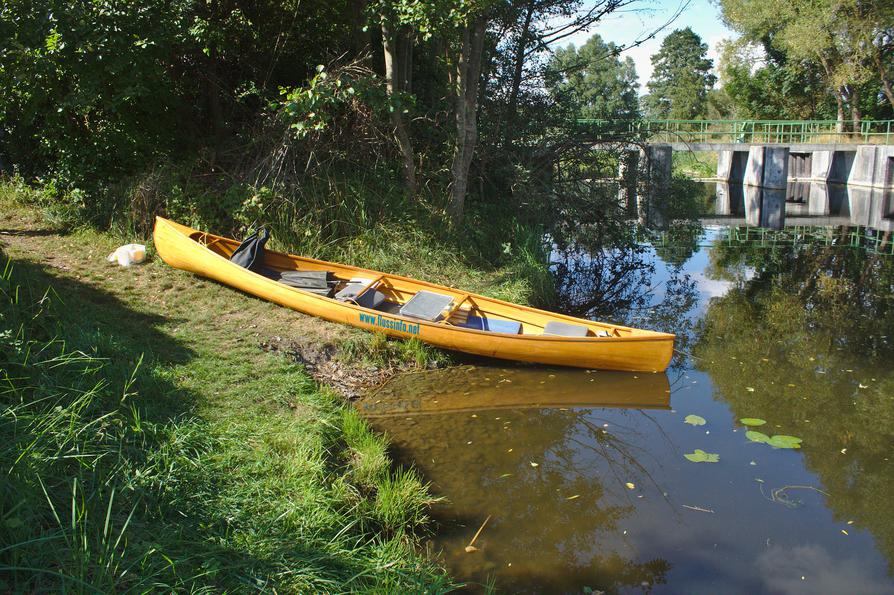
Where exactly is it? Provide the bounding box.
[153,217,675,372]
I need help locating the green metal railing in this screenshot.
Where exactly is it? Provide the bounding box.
[641,225,894,255]
[577,119,894,145]
[717,225,894,255]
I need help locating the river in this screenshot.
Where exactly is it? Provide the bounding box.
[356,181,894,593]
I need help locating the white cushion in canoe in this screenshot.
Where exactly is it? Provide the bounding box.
[399,290,454,321]
[543,320,590,337]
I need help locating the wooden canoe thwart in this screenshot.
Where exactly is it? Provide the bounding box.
[153,217,675,372]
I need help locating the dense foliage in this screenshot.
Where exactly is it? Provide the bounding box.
[0,0,645,238]
[717,0,894,126]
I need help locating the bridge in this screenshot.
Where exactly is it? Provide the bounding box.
[578,119,894,192]
[576,119,894,146]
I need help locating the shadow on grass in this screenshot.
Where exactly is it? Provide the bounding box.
[2,256,422,591]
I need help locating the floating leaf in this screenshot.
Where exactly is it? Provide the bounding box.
[740,418,767,426]
[684,414,706,426]
[530,461,539,467]
[746,387,755,392]
[566,494,580,500]
[684,449,720,463]
[625,482,635,490]
[746,431,771,444]
[768,435,803,449]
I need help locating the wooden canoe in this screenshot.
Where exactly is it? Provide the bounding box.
[153,217,675,371]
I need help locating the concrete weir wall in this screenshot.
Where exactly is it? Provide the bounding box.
[743,146,789,189]
[848,146,894,188]
[715,145,893,188]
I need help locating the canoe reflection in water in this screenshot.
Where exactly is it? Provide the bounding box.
[357,364,670,417]
[357,364,674,592]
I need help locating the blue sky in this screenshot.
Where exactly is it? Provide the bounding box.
[559,0,735,94]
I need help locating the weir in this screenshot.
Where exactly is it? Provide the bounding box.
[716,145,894,189]
[585,119,894,191]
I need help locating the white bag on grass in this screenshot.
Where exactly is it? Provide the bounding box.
[107,244,146,267]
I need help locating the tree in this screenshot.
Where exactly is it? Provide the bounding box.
[642,28,716,120]
[719,0,894,132]
[717,38,833,120]
[380,18,418,197]
[495,0,638,146]
[545,34,640,121]
[448,13,488,224]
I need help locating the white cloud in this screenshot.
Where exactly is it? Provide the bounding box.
[756,545,894,595]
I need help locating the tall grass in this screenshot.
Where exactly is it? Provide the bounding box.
[0,249,453,591]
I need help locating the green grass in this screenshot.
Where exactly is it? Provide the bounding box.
[0,169,560,590]
[672,151,718,179]
[0,189,454,591]
[338,332,452,370]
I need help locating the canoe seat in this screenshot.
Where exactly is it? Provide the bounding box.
[457,314,522,334]
[399,290,455,321]
[336,282,386,309]
[543,320,590,337]
[373,300,402,314]
[265,268,336,297]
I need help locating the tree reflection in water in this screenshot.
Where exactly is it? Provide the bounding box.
[548,180,705,365]
[695,238,894,572]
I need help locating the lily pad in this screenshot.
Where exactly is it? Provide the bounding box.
[767,435,803,449]
[746,430,771,444]
[684,449,720,463]
[684,414,706,426]
[740,418,767,426]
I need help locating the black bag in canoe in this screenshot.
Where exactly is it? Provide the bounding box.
[230,227,270,271]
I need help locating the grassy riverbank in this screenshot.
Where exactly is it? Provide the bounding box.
[672,150,718,179]
[0,184,461,591]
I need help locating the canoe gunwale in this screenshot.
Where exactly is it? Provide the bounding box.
[154,217,675,371]
[159,217,673,344]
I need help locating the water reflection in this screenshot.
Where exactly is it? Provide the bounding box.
[712,182,894,233]
[695,238,894,577]
[360,366,670,417]
[358,180,894,592]
[357,367,675,592]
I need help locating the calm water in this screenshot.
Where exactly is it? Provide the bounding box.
[357,182,894,593]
